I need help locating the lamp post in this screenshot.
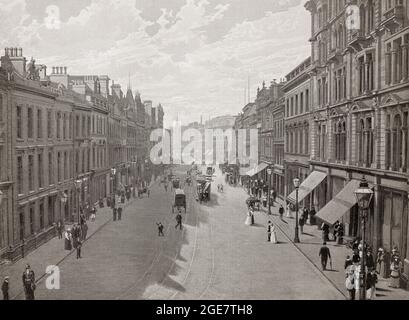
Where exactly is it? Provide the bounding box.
[267,167,272,215]
[354,176,374,301]
[293,177,301,243]
[111,167,117,196]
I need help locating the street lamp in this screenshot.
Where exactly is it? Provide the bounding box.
[267,167,273,215]
[293,177,301,243]
[354,176,374,301]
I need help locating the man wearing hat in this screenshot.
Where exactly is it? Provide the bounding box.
[2,276,9,300]
[22,264,35,300]
[319,242,332,271]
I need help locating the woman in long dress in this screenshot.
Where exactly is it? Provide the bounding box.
[286,202,292,218]
[245,210,252,226]
[389,256,402,288]
[64,229,72,251]
[270,224,278,244]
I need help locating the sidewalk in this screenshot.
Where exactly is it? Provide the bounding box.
[254,194,409,300]
[0,176,160,300]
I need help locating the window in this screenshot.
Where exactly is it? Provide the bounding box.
[306,89,310,112]
[27,107,33,138]
[19,209,25,240]
[29,206,35,235]
[64,152,68,180]
[63,114,66,140]
[47,110,52,138]
[48,197,54,226]
[17,106,22,139]
[38,153,43,188]
[39,202,44,230]
[334,120,347,162]
[17,156,23,194]
[28,155,34,191]
[57,152,61,182]
[49,152,53,185]
[57,112,61,139]
[300,92,304,114]
[37,109,42,139]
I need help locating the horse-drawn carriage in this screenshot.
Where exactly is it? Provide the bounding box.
[172,189,186,213]
[246,196,261,211]
[172,177,181,189]
[197,177,211,203]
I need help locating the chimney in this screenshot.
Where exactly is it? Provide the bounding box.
[111,83,122,98]
[49,66,69,88]
[3,47,27,76]
[99,75,110,98]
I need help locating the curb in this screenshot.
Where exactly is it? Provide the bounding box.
[258,205,347,299]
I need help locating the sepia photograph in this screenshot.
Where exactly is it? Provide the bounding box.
[0,0,409,309]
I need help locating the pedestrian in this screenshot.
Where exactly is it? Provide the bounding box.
[91,210,96,222]
[175,212,183,230]
[299,215,305,234]
[157,223,164,237]
[352,248,360,264]
[309,207,316,225]
[389,256,402,288]
[22,264,35,300]
[366,269,377,300]
[64,229,72,251]
[245,210,252,226]
[113,207,117,221]
[164,183,168,192]
[279,205,284,220]
[72,224,79,249]
[57,220,63,239]
[267,221,272,242]
[303,207,309,224]
[319,242,331,271]
[376,248,385,275]
[81,222,88,241]
[336,223,344,245]
[333,221,340,242]
[118,207,123,220]
[321,223,330,242]
[345,264,356,300]
[285,202,292,218]
[76,240,82,259]
[250,208,255,225]
[270,223,278,244]
[366,248,375,271]
[2,276,9,300]
[344,255,353,270]
[272,189,277,204]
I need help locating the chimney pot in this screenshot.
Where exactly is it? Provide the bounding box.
[19,48,22,57]
[64,67,67,74]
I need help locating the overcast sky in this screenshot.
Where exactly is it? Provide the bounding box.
[0,0,311,127]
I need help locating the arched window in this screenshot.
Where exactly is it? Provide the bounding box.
[358,119,365,164]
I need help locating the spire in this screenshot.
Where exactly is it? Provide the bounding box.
[127,72,132,92]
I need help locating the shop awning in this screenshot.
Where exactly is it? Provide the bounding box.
[316,179,371,226]
[246,163,269,177]
[287,171,327,204]
[240,168,250,176]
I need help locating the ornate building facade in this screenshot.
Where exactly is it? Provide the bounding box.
[283,57,313,206]
[305,0,409,286]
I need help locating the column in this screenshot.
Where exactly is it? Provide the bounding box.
[373,182,382,251]
[402,44,408,82]
[402,127,407,172]
[390,129,395,170]
[385,52,392,85]
[391,50,397,85]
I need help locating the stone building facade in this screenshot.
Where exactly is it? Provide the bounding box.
[283,57,313,206]
[305,0,409,286]
[0,48,159,261]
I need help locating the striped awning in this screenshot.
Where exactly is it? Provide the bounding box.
[246,163,269,177]
[287,171,327,204]
[316,179,372,226]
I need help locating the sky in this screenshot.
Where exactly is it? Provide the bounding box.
[0,0,311,127]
